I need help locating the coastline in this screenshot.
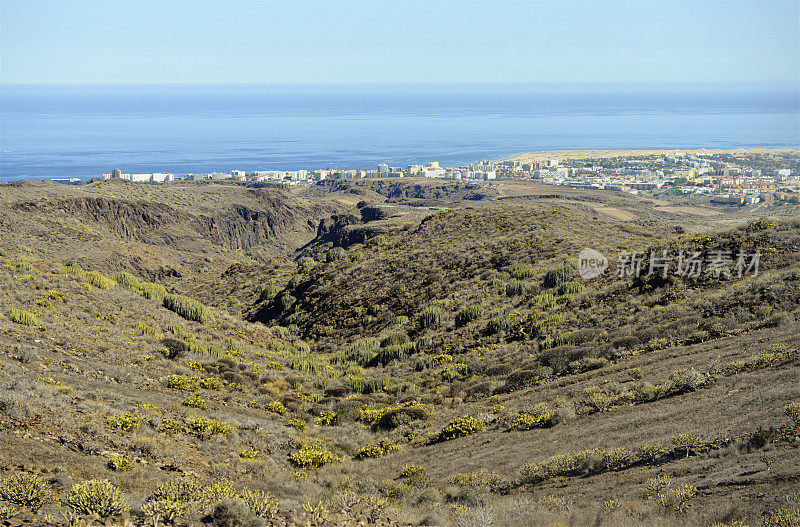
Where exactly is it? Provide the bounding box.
[503,147,800,163]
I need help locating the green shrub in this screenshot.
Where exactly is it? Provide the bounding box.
[600,448,634,470]
[358,401,433,427]
[35,376,66,387]
[391,315,409,326]
[657,483,697,512]
[448,468,501,489]
[762,507,800,527]
[239,448,260,459]
[354,438,401,459]
[529,313,563,336]
[645,474,672,494]
[507,410,557,431]
[400,464,426,478]
[440,363,469,381]
[285,418,307,431]
[133,321,163,340]
[278,293,297,313]
[485,315,512,335]
[239,488,279,518]
[456,305,484,326]
[264,400,287,415]
[380,332,409,347]
[287,445,343,469]
[366,235,387,246]
[257,284,280,301]
[187,342,221,357]
[113,272,140,288]
[437,415,485,442]
[107,457,134,472]
[201,480,237,505]
[347,377,396,395]
[148,476,205,507]
[505,279,528,296]
[539,331,573,350]
[270,325,291,338]
[638,443,666,462]
[557,281,584,295]
[188,416,232,439]
[368,343,415,366]
[64,264,84,275]
[313,411,337,426]
[85,271,116,289]
[418,306,442,329]
[144,476,277,519]
[671,433,703,457]
[0,473,55,511]
[163,294,212,323]
[182,396,208,410]
[508,263,536,280]
[543,264,574,288]
[286,350,323,374]
[326,247,346,262]
[520,448,635,482]
[67,479,129,517]
[297,256,316,274]
[9,308,37,326]
[530,292,556,309]
[160,374,222,392]
[137,282,167,300]
[111,412,141,432]
[45,290,68,303]
[142,499,189,523]
[340,337,380,364]
[784,402,800,426]
[167,324,195,341]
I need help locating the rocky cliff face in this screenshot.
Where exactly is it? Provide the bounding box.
[12,193,328,252]
[317,179,500,202]
[209,204,314,250]
[15,195,197,241]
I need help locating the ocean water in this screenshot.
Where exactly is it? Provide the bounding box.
[0,85,798,181]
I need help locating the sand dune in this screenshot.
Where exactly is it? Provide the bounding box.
[505,147,799,163]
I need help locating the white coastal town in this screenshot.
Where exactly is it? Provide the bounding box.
[51,149,799,206]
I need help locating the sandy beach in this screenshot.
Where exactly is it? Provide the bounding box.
[504,147,800,163]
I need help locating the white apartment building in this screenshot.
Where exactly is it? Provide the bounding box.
[421,167,446,178]
[130,173,174,182]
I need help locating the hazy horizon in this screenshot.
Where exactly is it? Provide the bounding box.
[2,81,798,93]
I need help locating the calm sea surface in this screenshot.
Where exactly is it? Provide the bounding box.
[1,85,798,181]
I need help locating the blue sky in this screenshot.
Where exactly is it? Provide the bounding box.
[1,0,798,86]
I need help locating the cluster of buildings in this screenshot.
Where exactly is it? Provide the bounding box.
[82,152,796,208]
[100,169,175,183]
[497,152,797,206]
[93,160,497,185]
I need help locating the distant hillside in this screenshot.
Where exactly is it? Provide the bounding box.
[0,179,798,526]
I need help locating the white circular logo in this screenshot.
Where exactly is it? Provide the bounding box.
[578,248,608,280]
